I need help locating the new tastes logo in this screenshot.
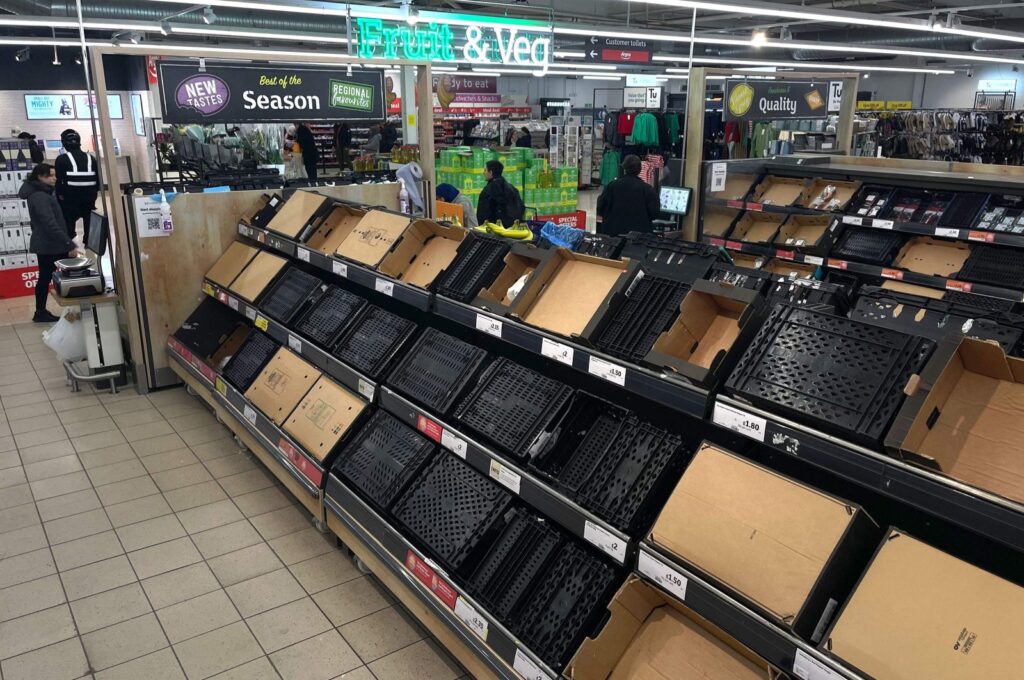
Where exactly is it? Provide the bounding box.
[175,74,229,116]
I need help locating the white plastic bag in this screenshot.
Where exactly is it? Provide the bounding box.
[42,309,87,362]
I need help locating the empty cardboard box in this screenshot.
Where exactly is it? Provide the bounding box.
[283,375,367,463]
[304,204,366,254]
[710,173,757,202]
[649,443,879,641]
[730,213,784,244]
[761,259,817,279]
[882,280,945,299]
[335,209,412,267]
[377,219,467,289]
[205,241,259,288]
[773,215,834,253]
[798,179,862,212]
[265,190,330,239]
[229,250,288,303]
[513,249,641,340]
[703,206,741,238]
[825,530,1024,680]
[730,253,765,270]
[567,576,779,680]
[473,242,552,316]
[244,348,321,425]
[644,280,766,389]
[887,337,1024,504]
[751,176,806,207]
[894,236,970,277]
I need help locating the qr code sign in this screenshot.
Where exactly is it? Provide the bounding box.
[147,217,161,233]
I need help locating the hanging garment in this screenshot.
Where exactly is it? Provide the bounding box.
[600,150,621,186]
[617,112,636,136]
[631,112,660,146]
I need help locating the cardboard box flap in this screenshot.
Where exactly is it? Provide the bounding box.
[894,237,970,277]
[712,174,757,201]
[283,375,367,462]
[704,207,741,237]
[206,241,259,288]
[266,190,329,238]
[228,250,287,302]
[335,210,412,267]
[732,214,783,244]
[244,348,321,425]
[377,219,467,288]
[474,245,550,311]
[305,204,366,254]
[881,280,945,299]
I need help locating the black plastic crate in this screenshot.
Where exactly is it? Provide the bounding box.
[707,262,773,293]
[392,454,512,574]
[530,392,628,496]
[259,266,323,325]
[433,232,511,303]
[576,233,623,259]
[942,289,1016,314]
[221,329,278,391]
[767,279,850,316]
[333,410,435,511]
[958,245,1024,290]
[466,508,562,623]
[386,328,487,415]
[619,233,720,282]
[453,358,573,461]
[592,275,690,363]
[515,542,619,671]
[726,306,936,448]
[941,192,989,228]
[174,298,244,359]
[332,305,416,379]
[831,227,905,265]
[293,285,367,348]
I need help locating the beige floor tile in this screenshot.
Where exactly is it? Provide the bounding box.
[0,548,56,589]
[246,597,331,654]
[0,524,48,560]
[115,514,186,552]
[156,590,241,644]
[313,576,392,627]
[270,630,361,680]
[339,606,424,664]
[78,444,137,471]
[0,603,77,660]
[0,483,33,510]
[0,635,89,680]
[96,476,160,506]
[30,470,92,501]
[203,454,258,479]
[51,395,102,414]
[166,411,218,433]
[36,488,101,522]
[179,424,231,448]
[63,417,118,439]
[141,562,220,610]
[142,448,200,474]
[250,505,311,541]
[330,666,374,680]
[60,405,110,425]
[208,543,284,588]
[128,536,202,580]
[121,420,176,443]
[87,459,148,487]
[51,531,125,572]
[152,464,213,492]
[70,583,153,634]
[176,498,244,534]
[102,398,154,417]
[0,502,39,534]
[157,402,209,420]
[93,647,185,680]
[163,481,228,512]
[269,528,333,566]
[72,430,127,454]
[225,568,306,618]
[80,612,168,671]
[0,574,67,623]
[130,433,187,458]
[367,639,462,680]
[208,656,280,680]
[110,409,164,429]
[0,466,26,490]
[231,486,292,518]
[287,552,361,597]
[0,392,49,411]
[60,555,137,601]
[44,508,112,545]
[0,451,19,469]
[4,402,54,422]
[173,621,263,680]
[24,453,81,482]
[219,468,275,497]
[105,494,172,528]
[189,438,239,463]
[14,428,68,450]
[8,413,62,435]
[192,519,263,560]
[17,438,76,465]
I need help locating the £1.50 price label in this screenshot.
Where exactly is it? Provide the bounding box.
[712,401,767,442]
[588,356,626,386]
[637,549,688,601]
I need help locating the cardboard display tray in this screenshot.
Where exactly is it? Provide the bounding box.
[774,214,833,249]
[259,266,323,325]
[592,275,691,363]
[798,178,861,212]
[894,237,970,278]
[761,259,818,279]
[730,213,784,244]
[751,175,806,207]
[244,348,321,426]
[292,285,367,348]
[282,375,367,463]
[472,243,552,317]
[377,219,467,289]
[304,204,366,254]
[710,173,757,201]
[433,232,511,303]
[229,250,288,303]
[265,190,329,239]
[221,329,278,392]
[205,241,259,288]
[332,305,417,380]
[703,206,741,238]
[335,209,412,267]
[385,328,488,416]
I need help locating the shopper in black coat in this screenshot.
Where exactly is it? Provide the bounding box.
[294,122,320,181]
[596,154,660,236]
[20,163,77,323]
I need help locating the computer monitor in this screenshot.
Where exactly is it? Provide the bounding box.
[87,211,108,256]
[659,186,692,216]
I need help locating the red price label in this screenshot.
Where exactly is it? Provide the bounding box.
[416,415,443,443]
[278,439,323,487]
[945,280,973,293]
[968,230,995,243]
[725,240,743,250]
[881,268,904,280]
[215,290,228,304]
[707,237,725,247]
[404,551,458,609]
[746,202,764,212]
[725,199,744,209]
[198,362,217,384]
[828,259,849,270]
[775,249,795,260]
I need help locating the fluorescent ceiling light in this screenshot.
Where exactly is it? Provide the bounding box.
[582,75,622,80]
[0,17,78,28]
[552,62,617,70]
[471,69,502,76]
[932,24,1024,44]
[0,37,82,46]
[658,57,956,75]
[554,51,585,58]
[170,25,349,43]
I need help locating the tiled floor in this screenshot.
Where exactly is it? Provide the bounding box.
[0,320,467,680]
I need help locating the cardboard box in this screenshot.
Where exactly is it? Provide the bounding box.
[650,443,879,641]
[304,204,366,254]
[513,249,641,340]
[472,241,552,316]
[761,259,817,279]
[567,577,778,680]
[824,530,1024,680]
[882,280,945,299]
[703,206,741,238]
[729,252,766,270]
[773,215,834,252]
[205,241,259,288]
[228,250,288,303]
[798,179,862,211]
[750,176,807,207]
[265,190,330,239]
[894,237,970,277]
[710,173,757,202]
[886,337,1024,504]
[730,213,784,244]
[283,375,367,463]
[644,280,766,389]
[377,219,467,289]
[335,209,412,268]
[209,325,250,372]
[245,348,321,425]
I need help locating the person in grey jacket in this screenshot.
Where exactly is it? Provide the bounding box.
[20,163,77,322]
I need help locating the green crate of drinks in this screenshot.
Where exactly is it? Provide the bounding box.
[557,167,579,187]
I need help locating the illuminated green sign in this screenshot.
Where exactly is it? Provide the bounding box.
[355,17,550,66]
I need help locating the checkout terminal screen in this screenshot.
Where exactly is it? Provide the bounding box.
[659,186,692,215]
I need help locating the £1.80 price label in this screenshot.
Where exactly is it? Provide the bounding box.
[712,401,767,442]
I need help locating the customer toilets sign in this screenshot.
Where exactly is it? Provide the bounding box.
[158,62,385,123]
[724,80,831,121]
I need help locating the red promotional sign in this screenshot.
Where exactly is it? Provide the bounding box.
[405,551,459,609]
[537,211,587,229]
[0,267,38,299]
[602,48,650,63]
[278,438,323,487]
[416,415,443,443]
[147,56,158,85]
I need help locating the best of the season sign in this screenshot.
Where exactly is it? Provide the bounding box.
[724,80,831,121]
[158,62,385,123]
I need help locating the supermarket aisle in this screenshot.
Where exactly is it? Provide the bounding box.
[0,321,466,680]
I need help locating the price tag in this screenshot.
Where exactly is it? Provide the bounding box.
[255,231,266,244]
[475,314,503,338]
[873,219,894,230]
[243,405,257,426]
[841,215,862,226]
[588,356,626,387]
[793,649,843,680]
[288,335,302,353]
[296,247,310,262]
[454,597,488,641]
[214,377,227,397]
[514,649,551,680]
[202,282,215,297]
[357,378,375,401]
[541,338,574,366]
[238,225,251,237]
[488,460,521,494]
[880,268,904,281]
[227,296,239,312]
[583,520,626,563]
[244,306,256,321]
[710,162,727,192]
[254,315,269,332]
[712,401,767,442]
[935,227,960,239]
[441,429,468,459]
[804,255,824,266]
[375,278,394,296]
[637,550,688,602]
[332,260,348,277]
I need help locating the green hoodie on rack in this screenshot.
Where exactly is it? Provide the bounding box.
[631,112,660,146]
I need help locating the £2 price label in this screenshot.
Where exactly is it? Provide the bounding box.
[541,337,574,366]
[583,520,626,563]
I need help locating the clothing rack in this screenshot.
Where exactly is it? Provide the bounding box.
[856,109,1024,165]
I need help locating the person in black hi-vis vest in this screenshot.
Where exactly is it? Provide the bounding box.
[54,129,99,242]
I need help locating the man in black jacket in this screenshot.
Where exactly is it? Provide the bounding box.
[596,154,660,236]
[294,122,320,181]
[476,160,524,228]
[54,129,99,242]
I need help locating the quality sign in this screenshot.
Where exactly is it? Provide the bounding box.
[159,62,385,123]
[724,80,830,121]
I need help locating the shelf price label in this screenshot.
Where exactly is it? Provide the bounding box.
[296,247,310,263]
[332,260,348,277]
[880,268,904,281]
[804,256,824,266]
[357,378,375,401]
[227,296,239,312]
[935,227,960,239]
[214,377,227,397]
[375,278,394,296]
[793,649,843,680]
[514,649,552,680]
[583,520,627,564]
[541,337,574,366]
[254,315,269,332]
[454,597,489,641]
[489,460,522,494]
[712,401,767,442]
[244,306,256,321]
[416,415,443,443]
[841,215,862,226]
[287,335,302,353]
[202,282,215,297]
[441,429,468,460]
[475,313,503,338]
[243,405,258,426]
[588,356,626,386]
[968,230,995,243]
[637,549,688,602]
[873,219,894,230]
